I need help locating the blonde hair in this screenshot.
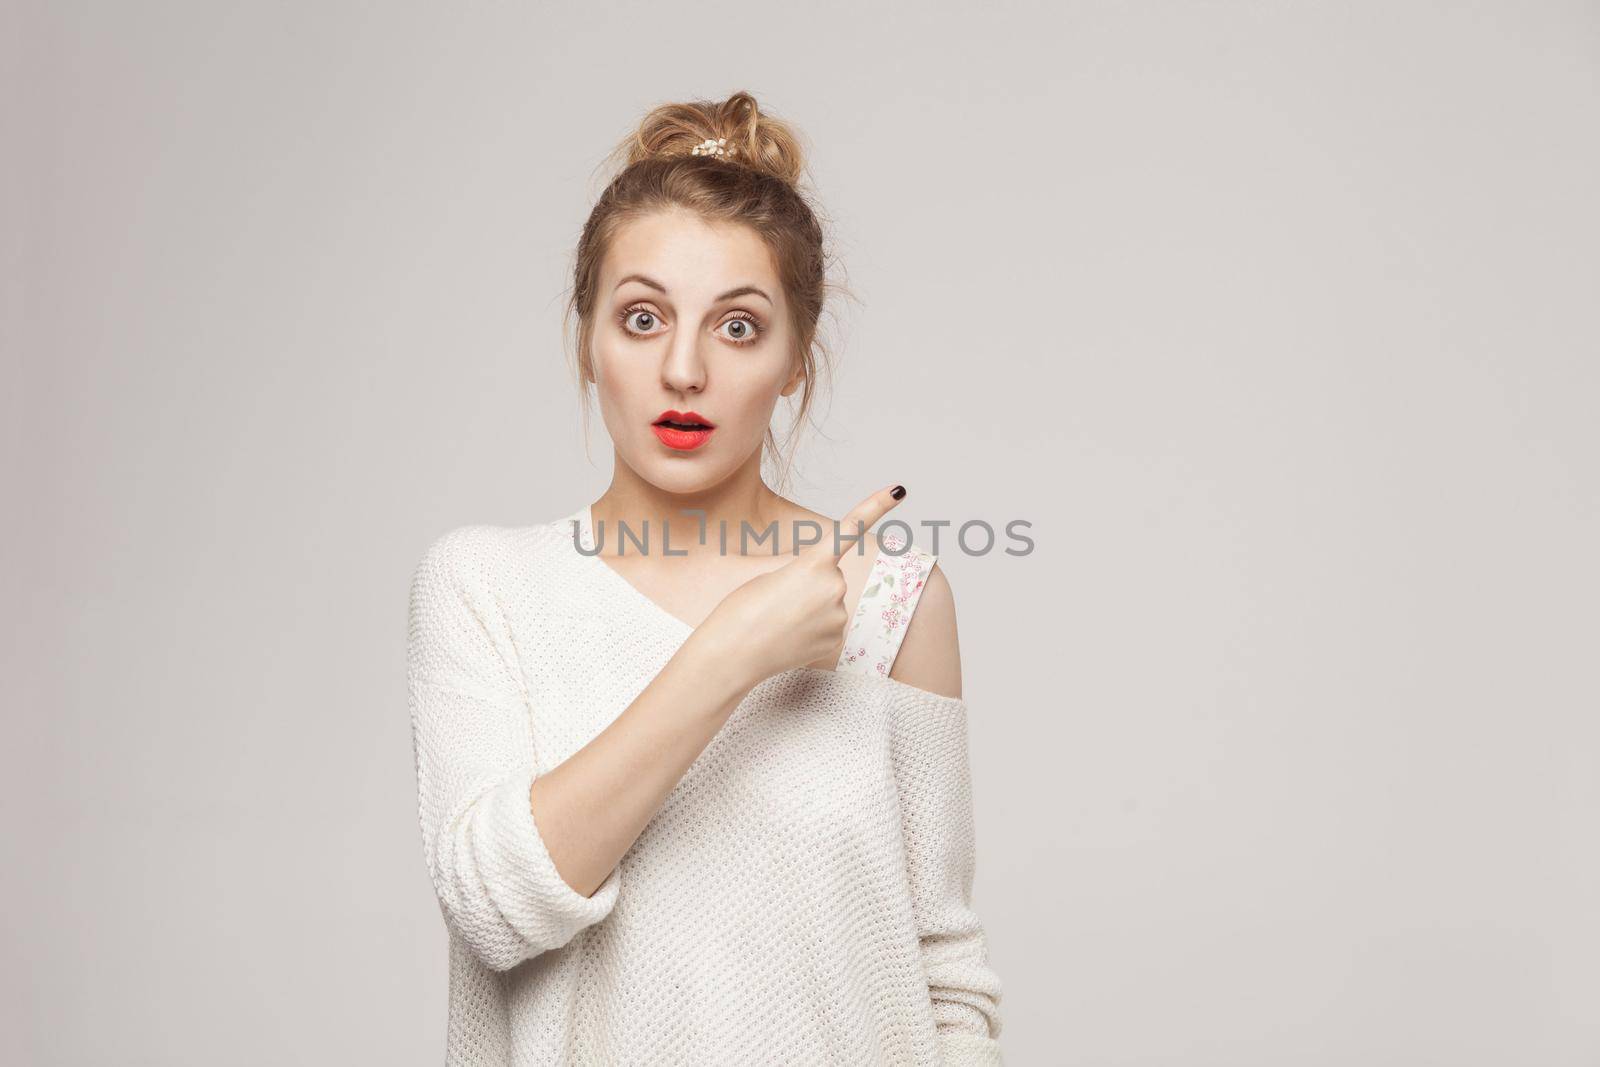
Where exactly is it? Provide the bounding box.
[563,91,845,495]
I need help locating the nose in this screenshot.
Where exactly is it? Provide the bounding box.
[659,330,707,395]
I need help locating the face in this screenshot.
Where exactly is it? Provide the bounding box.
[589,207,803,494]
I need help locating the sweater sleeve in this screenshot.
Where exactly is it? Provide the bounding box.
[888,684,1006,1066]
[406,526,622,972]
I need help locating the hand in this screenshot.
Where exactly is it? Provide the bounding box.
[697,486,906,690]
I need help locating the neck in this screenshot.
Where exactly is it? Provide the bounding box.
[591,455,804,557]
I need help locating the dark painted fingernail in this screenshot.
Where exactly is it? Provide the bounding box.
[890,485,906,500]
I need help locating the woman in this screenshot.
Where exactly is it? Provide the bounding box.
[407,91,1005,1065]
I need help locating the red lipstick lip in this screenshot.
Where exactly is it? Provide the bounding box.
[653,409,716,428]
[651,423,715,451]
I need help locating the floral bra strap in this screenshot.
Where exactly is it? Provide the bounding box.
[835,530,938,679]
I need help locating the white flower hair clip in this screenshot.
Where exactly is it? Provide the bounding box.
[690,136,730,158]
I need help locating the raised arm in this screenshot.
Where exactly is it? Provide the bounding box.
[407,525,755,971]
[408,486,912,973]
[407,526,621,970]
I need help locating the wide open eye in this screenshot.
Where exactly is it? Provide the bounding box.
[718,312,765,346]
[618,304,663,337]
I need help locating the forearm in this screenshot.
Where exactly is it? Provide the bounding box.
[529,627,755,898]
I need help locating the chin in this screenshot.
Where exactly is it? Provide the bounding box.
[623,448,738,496]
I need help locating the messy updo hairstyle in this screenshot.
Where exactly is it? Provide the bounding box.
[564,91,843,495]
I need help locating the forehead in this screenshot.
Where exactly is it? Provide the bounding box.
[603,209,780,300]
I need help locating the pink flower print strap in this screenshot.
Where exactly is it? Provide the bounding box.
[835,530,938,679]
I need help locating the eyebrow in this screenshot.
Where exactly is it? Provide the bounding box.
[613,273,772,305]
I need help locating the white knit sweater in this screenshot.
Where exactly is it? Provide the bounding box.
[406,514,1005,1065]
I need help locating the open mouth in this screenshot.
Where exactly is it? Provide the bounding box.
[653,408,715,430]
[651,410,716,450]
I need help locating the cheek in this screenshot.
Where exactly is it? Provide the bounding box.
[727,383,783,425]
[719,356,796,428]
[592,343,645,407]
[709,388,786,448]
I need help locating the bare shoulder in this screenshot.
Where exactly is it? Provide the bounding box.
[887,558,962,700]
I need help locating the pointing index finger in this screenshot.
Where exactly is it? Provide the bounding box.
[824,484,906,563]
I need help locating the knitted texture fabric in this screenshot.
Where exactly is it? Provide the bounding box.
[406,517,1005,1065]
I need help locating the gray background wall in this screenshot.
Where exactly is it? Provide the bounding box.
[5,2,1596,1063]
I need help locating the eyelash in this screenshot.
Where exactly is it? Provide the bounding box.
[616,303,766,347]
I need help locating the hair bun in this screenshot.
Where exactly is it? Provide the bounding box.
[614,90,809,188]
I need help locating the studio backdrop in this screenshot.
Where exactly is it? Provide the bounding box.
[6,2,1596,1065]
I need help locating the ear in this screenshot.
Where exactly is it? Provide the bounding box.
[779,363,805,398]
